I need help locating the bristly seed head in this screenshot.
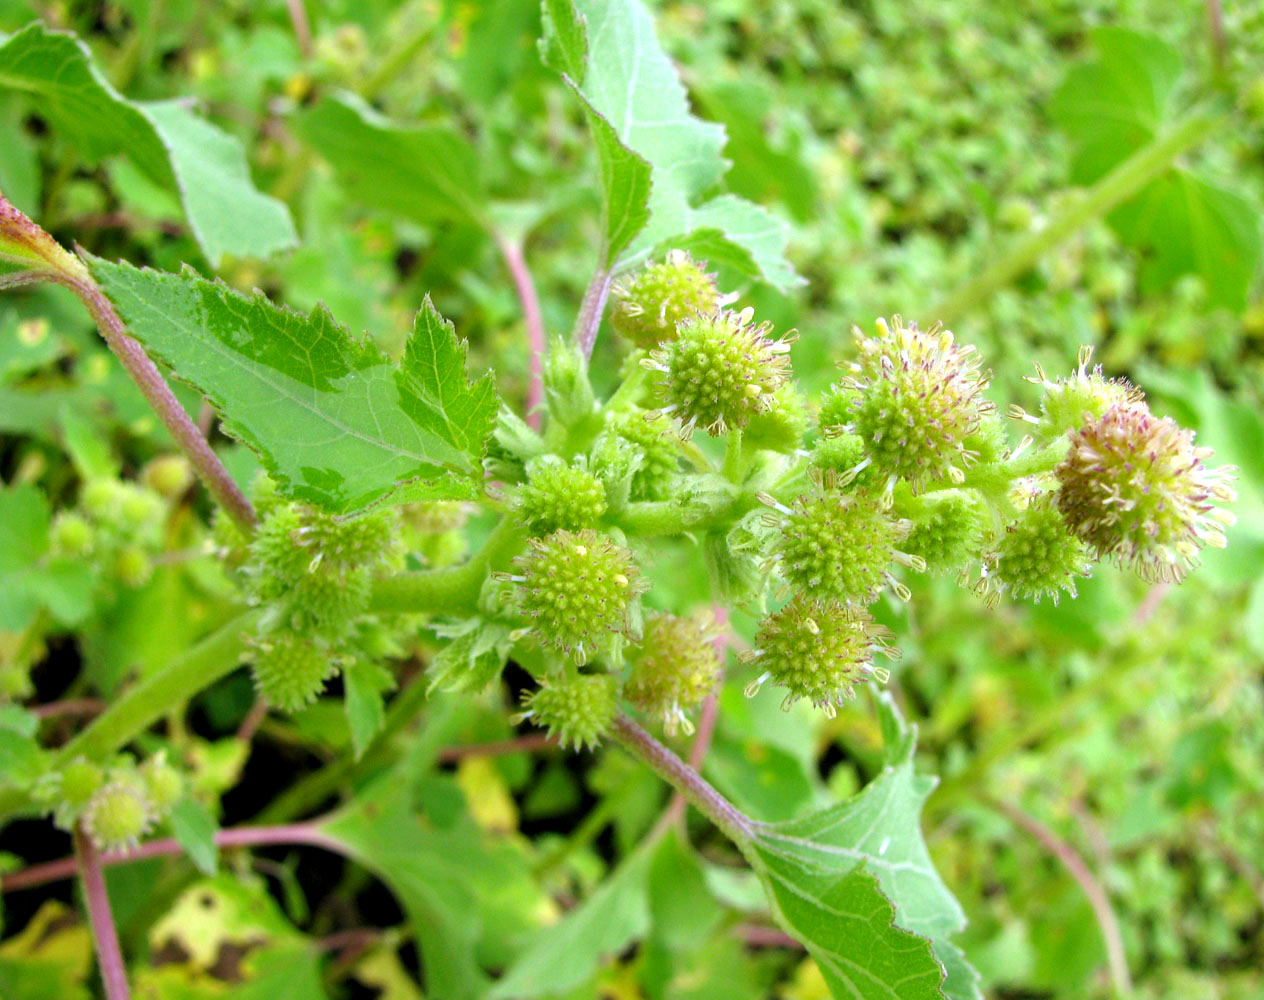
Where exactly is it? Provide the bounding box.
[1055,403,1237,582]
[1013,346,1144,444]
[517,456,608,535]
[646,307,795,436]
[986,492,1093,604]
[518,673,619,750]
[834,315,994,493]
[515,529,646,659]
[742,595,898,717]
[610,250,733,348]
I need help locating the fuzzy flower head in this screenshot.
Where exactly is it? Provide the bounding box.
[610,251,733,348]
[625,612,723,735]
[986,493,1093,604]
[518,673,619,751]
[1011,346,1144,444]
[1055,403,1236,582]
[644,307,795,436]
[898,490,989,576]
[832,316,994,494]
[760,485,922,605]
[250,632,339,712]
[511,529,646,660]
[742,596,898,716]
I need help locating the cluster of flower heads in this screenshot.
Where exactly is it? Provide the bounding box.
[35,752,184,852]
[596,253,1235,721]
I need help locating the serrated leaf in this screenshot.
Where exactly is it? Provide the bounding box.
[540,0,801,289]
[294,92,489,228]
[1108,169,1261,311]
[87,257,498,513]
[749,710,980,1000]
[0,23,295,265]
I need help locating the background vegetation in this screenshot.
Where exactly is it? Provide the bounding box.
[0,0,1261,997]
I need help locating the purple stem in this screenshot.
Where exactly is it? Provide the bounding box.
[5,823,343,893]
[60,267,256,532]
[571,266,612,361]
[613,713,753,844]
[495,233,547,429]
[75,829,132,1000]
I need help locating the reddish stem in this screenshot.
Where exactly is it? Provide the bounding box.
[286,0,313,56]
[75,829,132,1000]
[734,923,803,949]
[437,733,556,762]
[33,698,106,720]
[4,823,343,893]
[495,233,547,429]
[60,266,256,532]
[572,267,612,361]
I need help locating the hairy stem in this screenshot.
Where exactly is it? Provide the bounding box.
[613,713,753,844]
[495,233,547,430]
[616,488,750,537]
[75,829,132,1000]
[61,268,257,532]
[572,266,612,360]
[932,109,1223,324]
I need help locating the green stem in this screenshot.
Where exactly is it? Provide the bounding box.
[361,19,437,100]
[931,440,1069,498]
[615,487,749,537]
[723,428,744,483]
[58,610,261,765]
[368,517,526,617]
[931,108,1224,325]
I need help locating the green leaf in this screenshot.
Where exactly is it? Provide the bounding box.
[343,660,395,759]
[0,483,49,631]
[1049,27,1182,184]
[86,257,499,513]
[487,843,653,999]
[748,706,980,1000]
[294,92,489,228]
[0,23,295,265]
[428,618,515,693]
[143,101,297,266]
[540,0,801,289]
[169,796,219,876]
[1107,170,1261,311]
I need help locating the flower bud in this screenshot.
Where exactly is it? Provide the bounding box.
[140,752,184,817]
[607,409,680,501]
[81,780,152,852]
[646,308,794,436]
[743,596,897,716]
[50,512,95,558]
[514,529,645,660]
[250,632,337,712]
[517,457,608,535]
[1055,403,1237,582]
[897,490,988,575]
[519,673,618,750]
[988,494,1092,603]
[1013,347,1143,445]
[141,455,193,499]
[625,613,722,734]
[610,251,729,348]
[744,385,809,454]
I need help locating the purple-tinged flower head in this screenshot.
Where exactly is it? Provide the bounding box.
[625,612,723,735]
[1055,403,1236,582]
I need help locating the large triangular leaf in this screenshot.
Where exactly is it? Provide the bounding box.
[747,700,980,1000]
[540,0,801,289]
[0,22,295,265]
[88,257,499,513]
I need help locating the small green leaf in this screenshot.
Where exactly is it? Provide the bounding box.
[294,92,489,228]
[487,843,653,999]
[0,23,295,265]
[343,661,395,759]
[428,618,515,693]
[169,796,219,875]
[87,258,499,513]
